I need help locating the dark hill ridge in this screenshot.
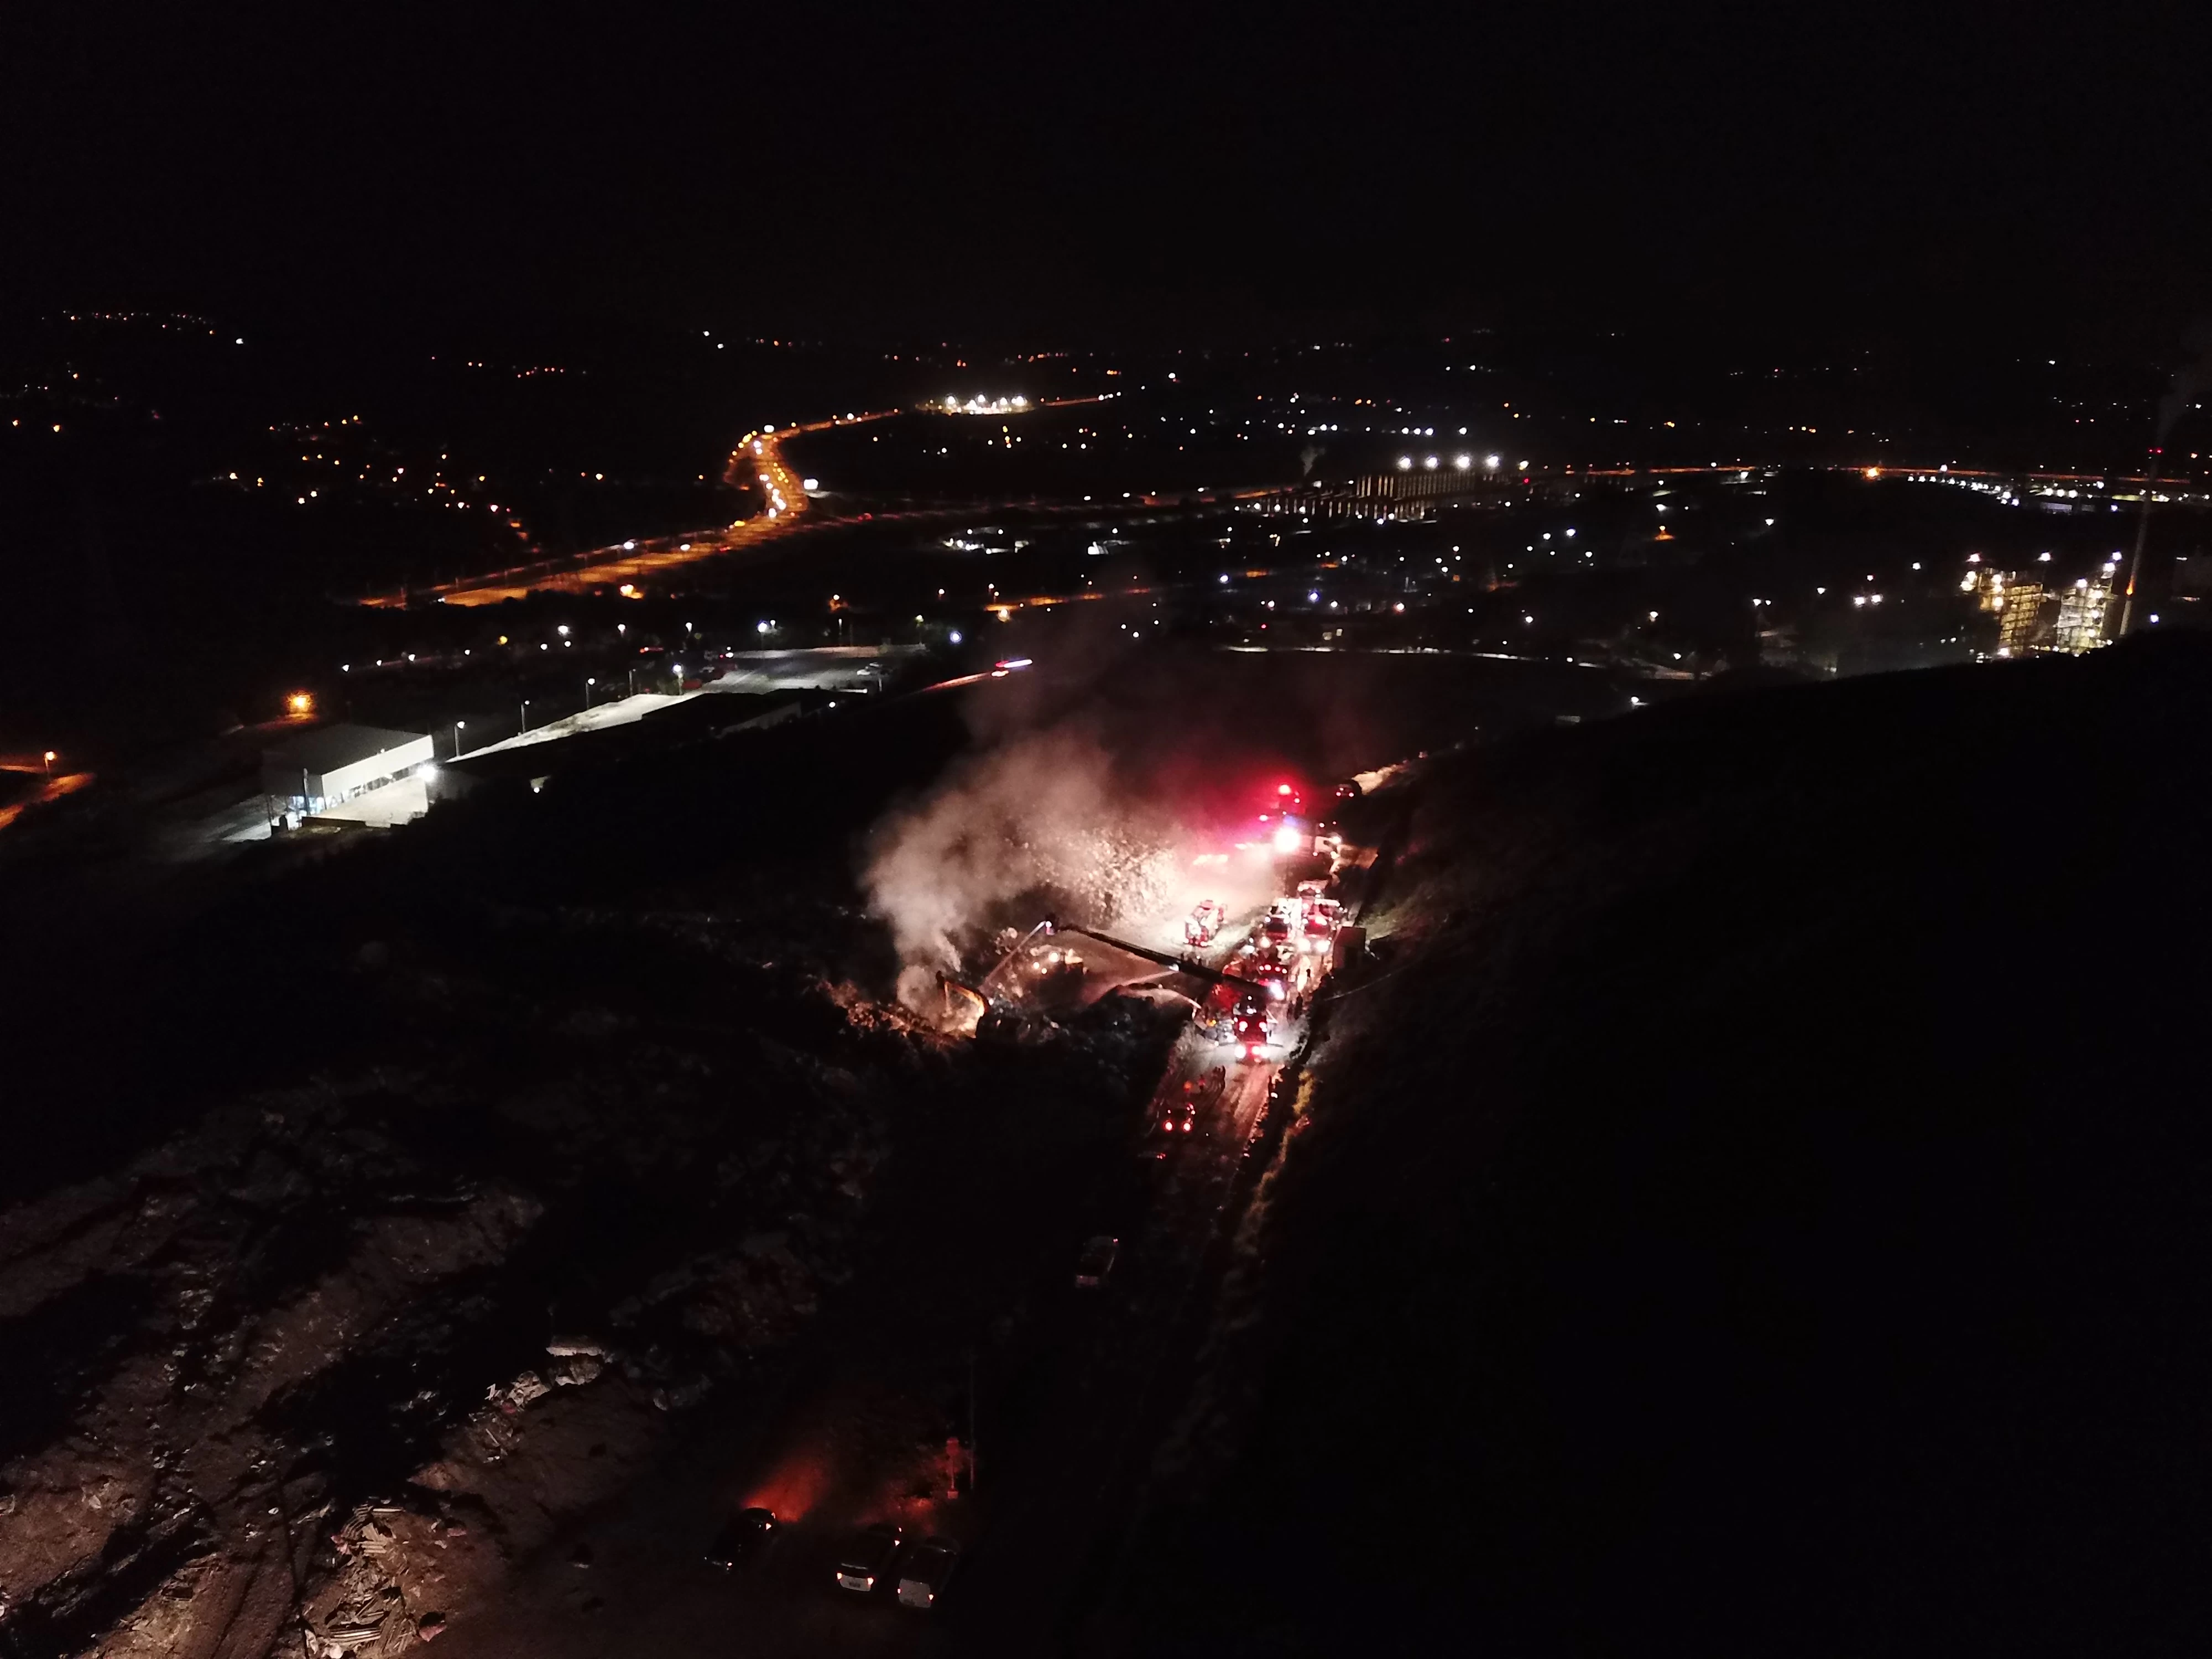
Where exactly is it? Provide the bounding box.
[1122,637,2212,1657]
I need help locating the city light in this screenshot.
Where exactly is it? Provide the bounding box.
[938,394,1031,415]
[287,692,314,716]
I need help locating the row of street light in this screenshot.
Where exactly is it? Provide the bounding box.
[509,666,659,744]
[1396,452,1506,472]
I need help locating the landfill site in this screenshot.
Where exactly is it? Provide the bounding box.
[6,630,2212,1658]
[0,645,1542,1658]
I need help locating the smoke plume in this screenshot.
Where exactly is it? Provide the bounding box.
[2156,320,2212,442]
[862,721,1267,1011]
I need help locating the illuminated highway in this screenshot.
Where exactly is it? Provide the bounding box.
[362,395,1130,611]
[0,758,93,834]
[366,411,901,608]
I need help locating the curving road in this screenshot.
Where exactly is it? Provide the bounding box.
[369,411,901,609]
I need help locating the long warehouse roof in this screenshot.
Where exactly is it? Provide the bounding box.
[262,723,429,773]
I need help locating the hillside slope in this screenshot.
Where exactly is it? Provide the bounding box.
[1123,638,2212,1657]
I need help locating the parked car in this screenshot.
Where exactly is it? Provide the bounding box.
[705,1507,778,1569]
[834,1522,902,1593]
[1074,1235,1120,1288]
[896,1537,962,1610]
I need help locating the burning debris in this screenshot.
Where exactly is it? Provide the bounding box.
[864,724,1276,1020]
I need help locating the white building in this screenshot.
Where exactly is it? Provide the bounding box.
[262,724,434,819]
[2052,574,2112,655]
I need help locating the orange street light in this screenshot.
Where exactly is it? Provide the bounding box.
[43,749,57,773]
[288,692,315,717]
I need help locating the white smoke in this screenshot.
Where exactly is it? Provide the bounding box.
[863,724,1235,1011]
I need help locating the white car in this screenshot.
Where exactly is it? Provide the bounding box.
[834,1523,901,1593]
[895,1537,961,1609]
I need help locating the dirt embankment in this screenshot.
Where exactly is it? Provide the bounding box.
[0,899,912,1659]
[1117,638,2212,1657]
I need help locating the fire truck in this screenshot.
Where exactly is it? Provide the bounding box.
[1184,899,1227,947]
[1296,880,1343,950]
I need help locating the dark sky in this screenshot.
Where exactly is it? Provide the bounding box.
[5,1,2209,347]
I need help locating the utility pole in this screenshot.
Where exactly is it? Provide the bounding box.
[967,1345,979,1495]
[2117,446,2162,637]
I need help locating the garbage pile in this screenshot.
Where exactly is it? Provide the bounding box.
[0,901,922,1659]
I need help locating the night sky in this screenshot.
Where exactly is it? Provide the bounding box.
[5,2,2209,347]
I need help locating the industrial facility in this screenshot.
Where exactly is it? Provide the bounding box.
[260,723,433,826]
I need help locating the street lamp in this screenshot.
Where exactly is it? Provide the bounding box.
[452,719,466,758]
[43,749,56,773]
[585,676,597,708]
[520,698,532,733]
